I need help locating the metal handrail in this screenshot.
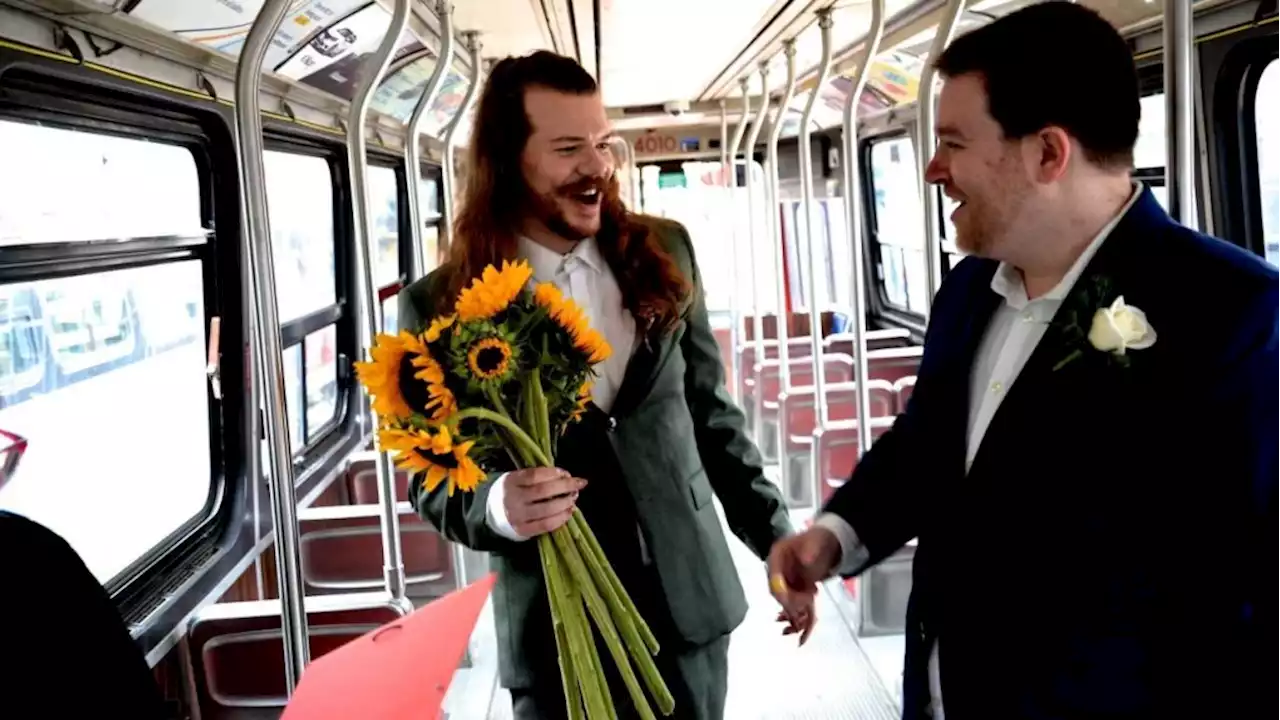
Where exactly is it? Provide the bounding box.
[744,68,771,447]
[347,0,413,608]
[232,0,309,691]
[916,0,964,314]
[1163,0,1196,227]
[406,0,456,278]
[801,8,835,434]
[726,79,751,407]
[441,31,484,244]
[840,0,887,463]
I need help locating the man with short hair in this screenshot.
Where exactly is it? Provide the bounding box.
[400,51,806,719]
[768,3,1277,718]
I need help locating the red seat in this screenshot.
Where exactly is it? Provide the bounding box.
[813,416,897,505]
[894,376,917,414]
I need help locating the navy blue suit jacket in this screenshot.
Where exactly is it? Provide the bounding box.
[825,188,1277,718]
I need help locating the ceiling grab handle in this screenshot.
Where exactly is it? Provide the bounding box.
[726,80,751,408]
[441,31,484,252]
[1163,0,1195,228]
[802,7,835,444]
[744,67,771,449]
[347,0,413,610]
[405,1,456,278]
[232,0,310,691]
[842,0,887,460]
[916,0,964,314]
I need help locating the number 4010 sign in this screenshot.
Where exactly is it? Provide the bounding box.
[633,134,678,155]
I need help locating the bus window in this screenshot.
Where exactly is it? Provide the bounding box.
[368,164,401,289]
[868,136,929,315]
[0,263,211,585]
[0,121,202,245]
[1134,93,1168,210]
[263,151,337,325]
[1254,60,1278,267]
[263,150,343,453]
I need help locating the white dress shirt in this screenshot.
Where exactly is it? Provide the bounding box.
[485,236,637,542]
[815,183,1142,718]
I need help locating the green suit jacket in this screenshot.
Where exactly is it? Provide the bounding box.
[398,214,792,688]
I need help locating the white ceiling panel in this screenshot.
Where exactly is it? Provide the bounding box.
[452,0,555,61]
[598,0,787,108]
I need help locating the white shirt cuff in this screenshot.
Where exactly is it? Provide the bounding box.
[485,472,530,542]
[815,512,870,577]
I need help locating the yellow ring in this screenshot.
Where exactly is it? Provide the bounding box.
[769,573,787,594]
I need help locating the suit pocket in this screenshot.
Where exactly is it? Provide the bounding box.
[687,467,713,509]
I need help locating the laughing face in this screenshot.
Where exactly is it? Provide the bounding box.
[924,73,1036,260]
[520,86,617,241]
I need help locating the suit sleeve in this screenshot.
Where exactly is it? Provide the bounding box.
[674,226,793,560]
[1184,277,1277,704]
[398,283,522,555]
[819,263,970,577]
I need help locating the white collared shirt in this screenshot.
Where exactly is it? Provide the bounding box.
[816,182,1142,718]
[485,235,637,542]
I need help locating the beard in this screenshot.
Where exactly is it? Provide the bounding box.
[526,174,615,241]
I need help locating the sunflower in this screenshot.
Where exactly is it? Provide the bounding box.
[354,330,430,422]
[533,282,612,364]
[455,260,534,321]
[425,314,456,342]
[569,379,592,423]
[410,351,457,421]
[377,424,484,496]
[467,336,514,382]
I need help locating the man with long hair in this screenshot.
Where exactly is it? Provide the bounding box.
[399,51,806,719]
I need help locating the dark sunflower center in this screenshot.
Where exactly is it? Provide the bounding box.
[414,447,459,468]
[476,346,507,373]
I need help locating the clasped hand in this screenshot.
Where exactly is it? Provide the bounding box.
[765,526,843,646]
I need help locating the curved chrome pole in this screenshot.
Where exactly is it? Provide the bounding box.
[768,40,799,489]
[406,1,455,277]
[232,0,308,689]
[842,0,886,458]
[744,68,771,448]
[619,137,641,210]
[768,41,798,395]
[1163,0,1195,227]
[442,31,484,245]
[348,0,412,608]
[916,0,964,313]
[726,80,751,407]
[802,8,834,431]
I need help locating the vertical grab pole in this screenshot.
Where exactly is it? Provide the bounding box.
[744,70,771,448]
[441,31,483,589]
[1163,0,1195,227]
[406,1,455,278]
[801,9,835,435]
[347,0,412,607]
[720,99,738,402]
[726,82,751,407]
[916,0,964,314]
[442,32,484,249]
[842,0,886,458]
[767,41,798,489]
[232,0,309,689]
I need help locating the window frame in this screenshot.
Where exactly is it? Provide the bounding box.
[0,63,233,604]
[416,160,445,274]
[860,129,929,335]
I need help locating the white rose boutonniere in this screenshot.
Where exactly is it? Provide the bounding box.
[1086,296,1156,355]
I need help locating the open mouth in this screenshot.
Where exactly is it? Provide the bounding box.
[569,188,601,207]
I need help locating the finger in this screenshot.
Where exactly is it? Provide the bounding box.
[512,492,577,524]
[511,467,571,487]
[514,507,574,537]
[522,476,587,503]
[799,614,815,646]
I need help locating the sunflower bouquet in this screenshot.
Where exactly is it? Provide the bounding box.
[355,259,675,720]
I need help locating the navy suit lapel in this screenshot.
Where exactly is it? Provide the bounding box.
[965,188,1169,478]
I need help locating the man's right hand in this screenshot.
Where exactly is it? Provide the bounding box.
[766,527,842,621]
[503,468,586,537]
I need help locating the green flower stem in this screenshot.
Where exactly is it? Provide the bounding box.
[570,510,661,656]
[546,534,611,719]
[453,406,552,468]
[567,513,673,714]
[552,526,657,720]
[540,534,587,720]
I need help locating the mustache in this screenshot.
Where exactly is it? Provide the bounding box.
[556,176,609,197]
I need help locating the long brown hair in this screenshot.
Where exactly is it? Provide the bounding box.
[441,51,689,333]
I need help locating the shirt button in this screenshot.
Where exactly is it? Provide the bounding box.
[1022,312,1034,322]
[608,416,618,432]
[990,380,1003,394]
